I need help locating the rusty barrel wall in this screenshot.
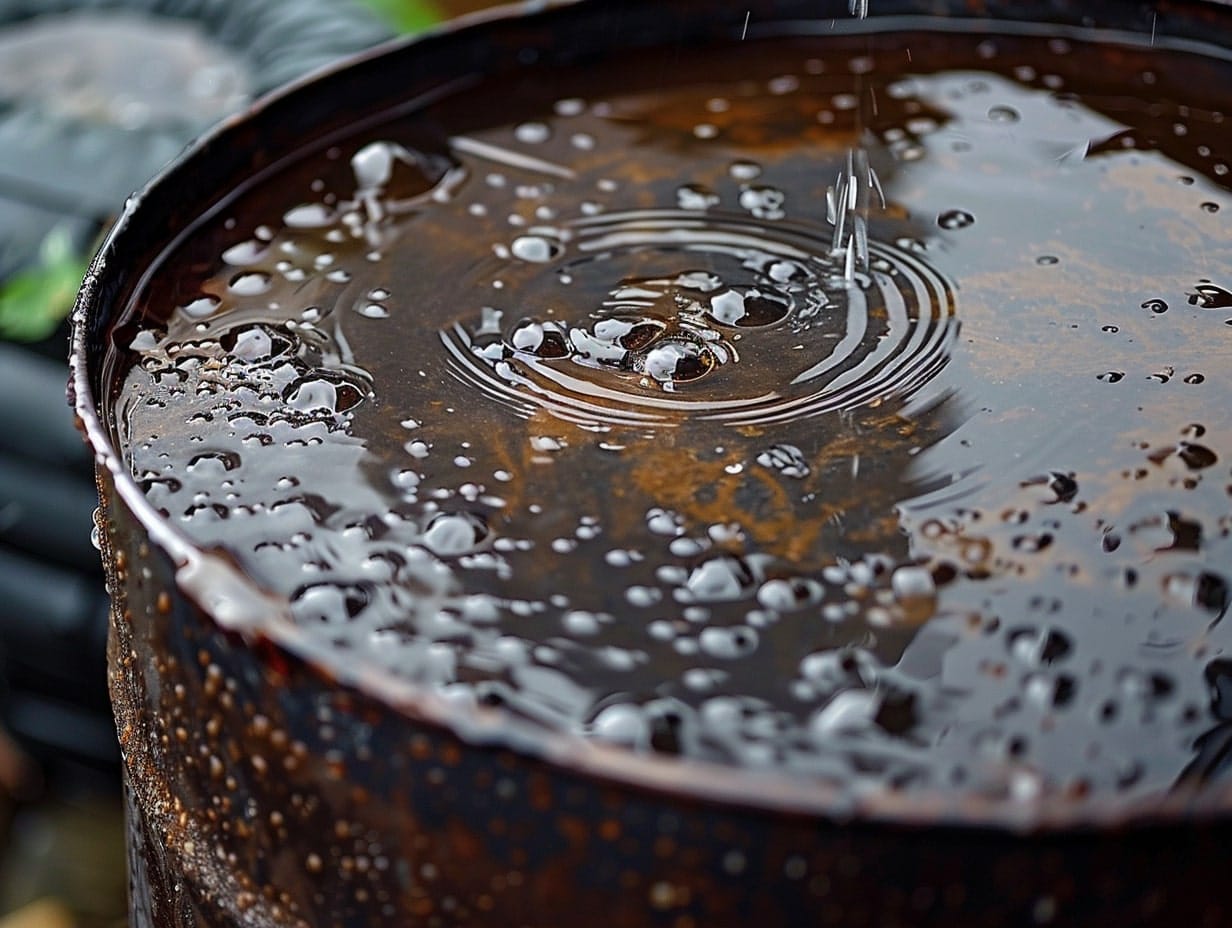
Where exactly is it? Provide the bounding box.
[71,1,1232,925]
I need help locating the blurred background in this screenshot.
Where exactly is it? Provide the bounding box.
[0,1,499,924]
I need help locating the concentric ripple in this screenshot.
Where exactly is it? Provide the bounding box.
[441,210,957,429]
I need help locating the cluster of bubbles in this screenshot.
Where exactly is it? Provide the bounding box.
[469,265,797,392]
[443,210,958,428]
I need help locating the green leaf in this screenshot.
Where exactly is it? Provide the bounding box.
[0,226,89,343]
[359,0,446,34]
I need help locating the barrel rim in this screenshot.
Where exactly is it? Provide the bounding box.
[69,0,1232,833]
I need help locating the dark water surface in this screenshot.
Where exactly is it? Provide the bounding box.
[109,24,1232,807]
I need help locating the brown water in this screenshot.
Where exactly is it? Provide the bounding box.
[109,25,1232,806]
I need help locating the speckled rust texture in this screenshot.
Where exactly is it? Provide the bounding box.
[74,1,1232,925]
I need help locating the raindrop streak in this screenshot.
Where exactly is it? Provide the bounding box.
[826,147,886,278]
[827,0,880,279]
